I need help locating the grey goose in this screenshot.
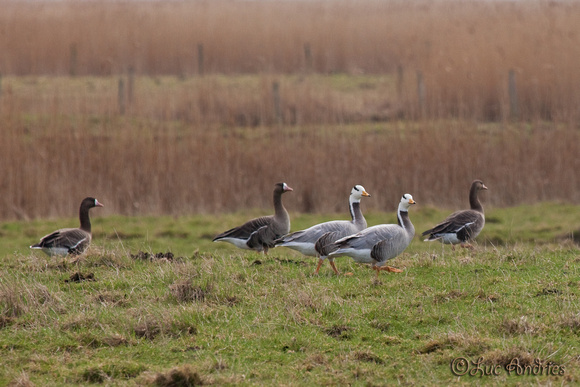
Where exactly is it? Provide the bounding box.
[275,185,371,275]
[30,197,104,257]
[213,182,293,253]
[329,194,416,279]
[422,180,488,250]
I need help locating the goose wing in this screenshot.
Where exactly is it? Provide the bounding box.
[32,228,91,253]
[213,216,273,241]
[278,220,351,245]
[422,210,484,240]
[314,222,360,256]
[336,224,405,252]
[247,223,280,250]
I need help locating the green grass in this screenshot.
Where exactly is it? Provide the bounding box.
[1,204,579,385]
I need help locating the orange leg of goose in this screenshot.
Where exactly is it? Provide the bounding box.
[314,258,324,275]
[460,243,474,250]
[328,259,340,275]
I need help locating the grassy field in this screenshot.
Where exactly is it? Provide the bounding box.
[1,204,579,385]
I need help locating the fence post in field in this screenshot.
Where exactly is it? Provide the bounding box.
[127,67,135,108]
[508,69,519,120]
[198,43,204,76]
[69,43,78,77]
[118,78,126,115]
[304,43,313,73]
[417,70,426,118]
[397,65,404,98]
[272,81,282,124]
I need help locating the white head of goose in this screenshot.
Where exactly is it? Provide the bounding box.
[329,194,416,279]
[30,197,104,257]
[422,179,488,250]
[213,182,293,253]
[275,184,371,275]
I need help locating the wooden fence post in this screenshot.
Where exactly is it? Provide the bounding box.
[417,71,426,118]
[508,69,519,120]
[118,78,125,115]
[69,43,78,77]
[198,43,204,76]
[304,43,312,73]
[272,81,282,124]
[127,67,135,107]
[397,65,404,98]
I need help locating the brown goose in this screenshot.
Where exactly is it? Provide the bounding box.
[213,182,293,253]
[422,180,488,249]
[275,185,371,275]
[30,197,104,257]
[329,194,416,279]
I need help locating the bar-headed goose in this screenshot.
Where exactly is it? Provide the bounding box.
[30,197,104,257]
[213,182,293,253]
[329,194,416,279]
[276,185,371,275]
[422,180,488,250]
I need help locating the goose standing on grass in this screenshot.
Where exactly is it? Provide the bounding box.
[30,197,104,257]
[422,179,488,250]
[329,194,416,279]
[213,182,293,253]
[275,185,371,275]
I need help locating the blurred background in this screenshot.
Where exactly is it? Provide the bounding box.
[0,0,579,220]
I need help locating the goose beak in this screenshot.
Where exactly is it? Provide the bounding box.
[409,199,416,204]
[95,200,104,207]
[284,185,294,192]
[362,191,371,197]
[482,184,488,190]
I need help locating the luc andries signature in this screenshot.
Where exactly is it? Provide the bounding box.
[451,357,565,377]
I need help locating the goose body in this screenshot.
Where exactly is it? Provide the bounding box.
[30,197,104,257]
[422,180,488,249]
[329,194,416,278]
[213,182,293,253]
[276,185,370,274]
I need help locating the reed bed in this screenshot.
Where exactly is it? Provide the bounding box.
[1,1,580,121]
[1,112,579,221]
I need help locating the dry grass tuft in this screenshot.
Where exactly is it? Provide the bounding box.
[352,350,384,364]
[500,316,543,335]
[93,292,130,308]
[559,314,580,332]
[433,289,467,304]
[153,365,204,387]
[0,282,58,318]
[169,280,211,303]
[324,325,352,340]
[418,333,490,356]
[369,319,390,333]
[482,347,536,368]
[131,251,175,262]
[476,290,500,303]
[78,333,130,349]
[134,319,161,340]
[7,372,34,387]
[64,272,95,283]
